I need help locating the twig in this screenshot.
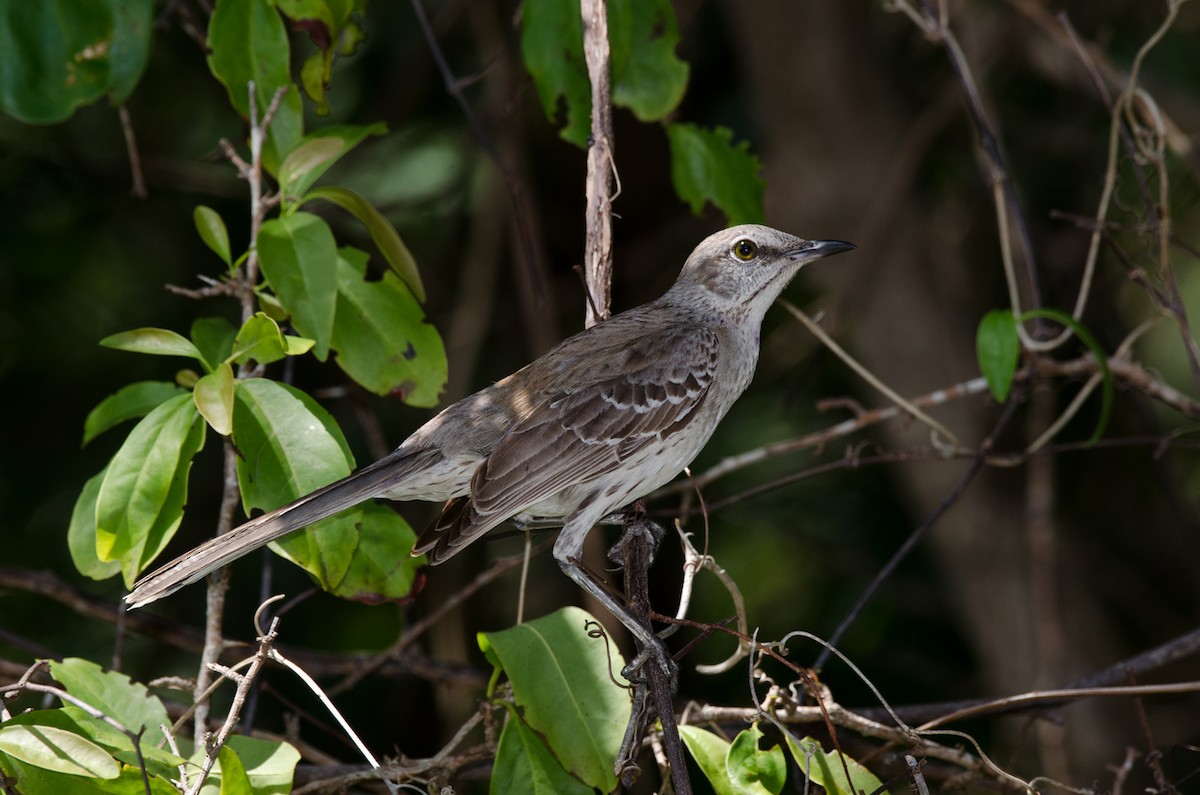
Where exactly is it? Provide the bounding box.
[186,618,281,795]
[889,0,1043,326]
[194,80,288,743]
[192,442,239,743]
[327,549,534,696]
[666,343,1200,501]
[670,520,751,675]
[117,104,147,199]
[164,279,240,300]
[780,300,959,451]
[2,665,154,795]
[243,83,288,317]
[580,0,616,326]
[291,707,494,793]
[407,0,544,310]
[916,680,1200,732]
[813,393,1022,670]
[1109,746,1138,795]
[156,0,208,48]
[0,564,488,688]
[269,644,400,795]
[850,624,1200,728]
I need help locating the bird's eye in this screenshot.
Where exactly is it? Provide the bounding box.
[732,239,758,261]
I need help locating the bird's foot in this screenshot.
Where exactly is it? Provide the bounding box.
[622,634,678,691]
[606,515,666,568]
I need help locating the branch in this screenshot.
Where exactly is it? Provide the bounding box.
[192,81,288,741]
[117,104,147,199]
[813,392,1022,669]
[406,0,545,310]
[186,619,280,795]
[580,0,616,327]
[2,661,154,795]
[326,549,533,696]
[0,564,488,688]
[669,349,1200,498]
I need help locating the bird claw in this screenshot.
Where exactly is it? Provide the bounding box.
[606,516,666,568]
[621,635,678,691]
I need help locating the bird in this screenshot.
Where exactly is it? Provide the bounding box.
[125,225,853,662]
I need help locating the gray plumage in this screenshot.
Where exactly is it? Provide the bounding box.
[125,225,854,651]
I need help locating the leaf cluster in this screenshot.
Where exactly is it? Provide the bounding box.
[0,659,300,794]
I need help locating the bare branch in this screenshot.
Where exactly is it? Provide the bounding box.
[580,0,615,327]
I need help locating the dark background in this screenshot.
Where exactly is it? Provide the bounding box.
[2,0,1200,791]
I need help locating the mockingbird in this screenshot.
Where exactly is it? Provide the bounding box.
[125,225,853,661]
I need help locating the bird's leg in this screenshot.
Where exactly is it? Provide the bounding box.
[557,556,676,682]
[554,514,678,686]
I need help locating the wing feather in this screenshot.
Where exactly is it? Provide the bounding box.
[414,322,720,562]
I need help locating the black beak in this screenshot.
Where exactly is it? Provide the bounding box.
[797,239,855,259]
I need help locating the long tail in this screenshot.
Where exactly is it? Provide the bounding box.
[124,449,432,608]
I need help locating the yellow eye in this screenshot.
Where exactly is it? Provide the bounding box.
[732,239,758,261]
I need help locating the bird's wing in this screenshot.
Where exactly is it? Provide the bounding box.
[414,322,720,562]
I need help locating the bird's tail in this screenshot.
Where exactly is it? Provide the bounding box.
[124,450,430,608]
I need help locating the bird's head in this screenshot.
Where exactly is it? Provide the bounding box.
[674,225,854,318]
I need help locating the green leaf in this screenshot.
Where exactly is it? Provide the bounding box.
[95,393,206,586]
[678,725,737,795]
[784,734,885,795]
[194,362,235,436]
[329,247,446,406]
[273,0,333,34]
[300,48,332,116]
[83,381,188,446]
[68,468,121,580]
[609,0,689,121]
[224,735,302,795]
[176,369,200,389]
[282,123,387,198]
[194,205,233,267]
[491,706,594,795]
[229,312,308,366]
[976,309,1020,402]
[191,315,238,372]
[278,136,345,199]
[520,0,589,147]
[0,748,179,795]
[0,0,153,123]
[0,725,118,779]
[257,212,339,359]
[327,503,422,602]
[194,735,300,795]
[1020,308,1113,446]
[49,659,171,749]
[232,378,360,590]
[480,607,630,792]
[256,289,289,322]
[1,708,184,783]
[284,335,315,355]
[206,0,303,173]
[727,725,786,795]
[333,6,366,57]
[520,0,688,144]
[276,0,365,116]
[305,186,425,301]
[667,122,766,225]
[216,745,254,795]
[100,328,203,361]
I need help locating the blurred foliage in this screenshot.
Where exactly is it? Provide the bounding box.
[1,0,1199,792]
